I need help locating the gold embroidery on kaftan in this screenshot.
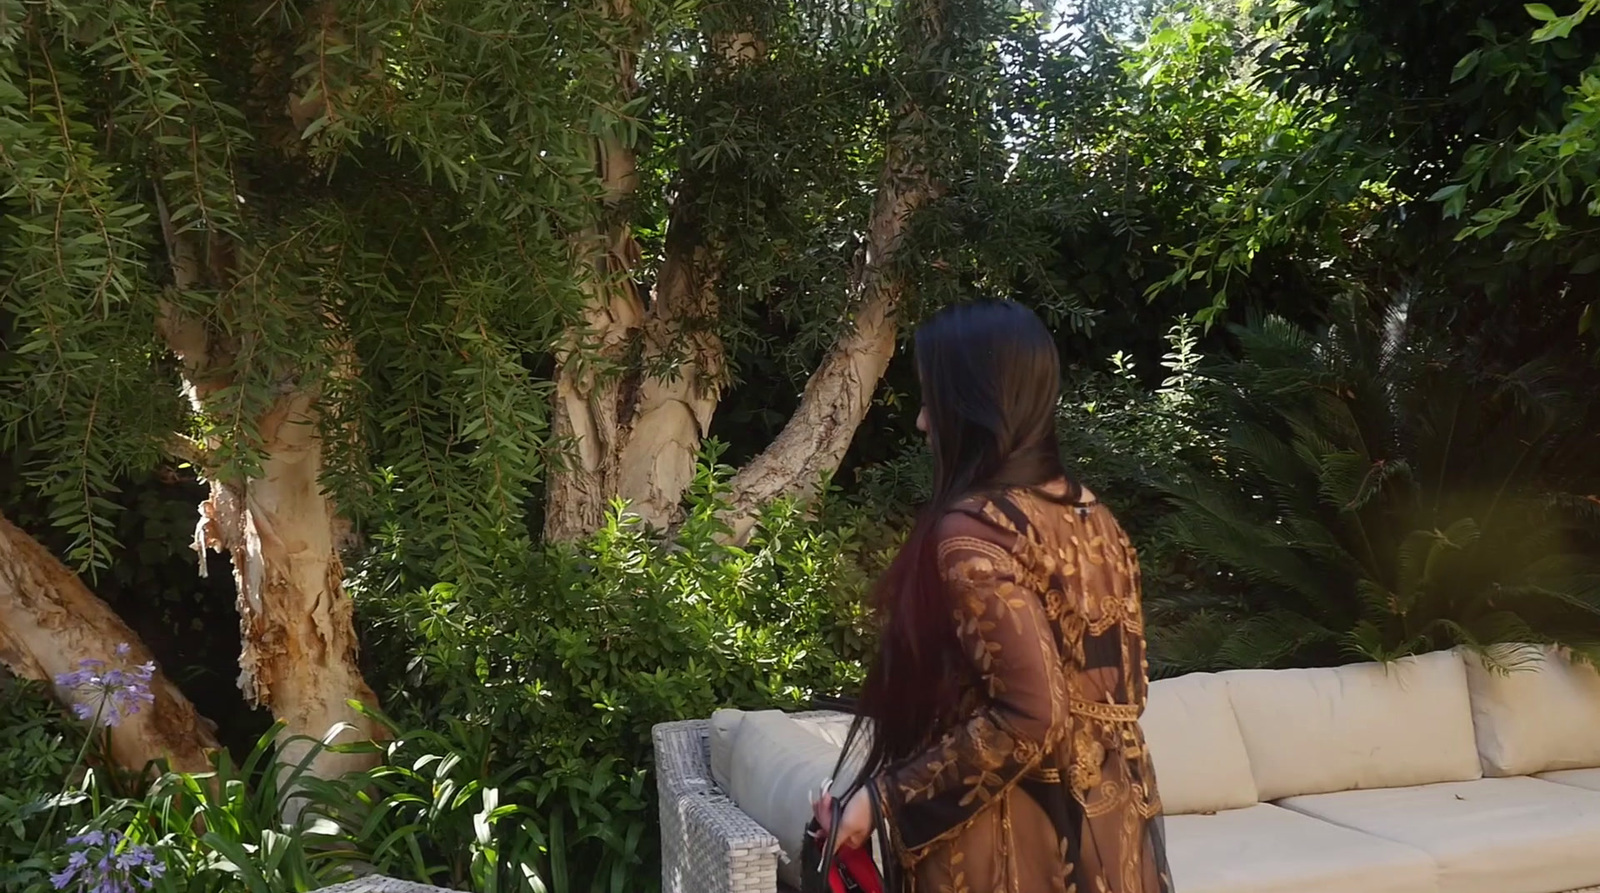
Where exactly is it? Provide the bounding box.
[873,487,1173,893]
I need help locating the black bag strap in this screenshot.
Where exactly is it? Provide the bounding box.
[988,493,1033,539]
[810,722,894,892]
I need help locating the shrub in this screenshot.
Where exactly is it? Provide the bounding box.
[0,679,79,887]
[851,319,1228,676]
[0,683,371,893]
[1053,319,1219,543]
[1156,297,1600,673]
[355,454,876,891]
[2,694,568,893]
[856,319,1217,533]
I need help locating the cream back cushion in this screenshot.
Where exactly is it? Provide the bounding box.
[712,710,855,888]
[708,708,746,795]
[1465,645,1600,777]
[709,710,860,793]
[1142,673,1260,814]
[799,712,859,749]
[1223,650,1482,801]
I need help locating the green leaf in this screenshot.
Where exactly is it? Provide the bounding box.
[1526,3,1559,21]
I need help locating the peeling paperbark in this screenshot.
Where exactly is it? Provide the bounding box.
[544,201,726,541]
[156,193,380,789]
[0,512,217,774]
[543,5,733,541]
[615,206,726,529]
[542,160,649,541]
[189,392,382,788]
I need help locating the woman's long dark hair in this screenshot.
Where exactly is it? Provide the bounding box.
[847,300,1080,785]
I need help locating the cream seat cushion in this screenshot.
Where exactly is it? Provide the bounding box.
[1464,645,1600,777]
[1164,804,1438,893]
[1223,650,1481,800]
[1279,776,1600,893]
[1142,673,1260,814]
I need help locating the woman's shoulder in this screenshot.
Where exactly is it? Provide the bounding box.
[933,498,1013,546]
[961,483,1128,545]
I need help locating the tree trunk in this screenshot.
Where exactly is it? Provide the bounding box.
[613,205,725,531]
[0,512,217,774]
[157,198,381,788]
[544,32,934,542]
[544,2,729,541]
[544,216,726,542]
[191,392,382,786]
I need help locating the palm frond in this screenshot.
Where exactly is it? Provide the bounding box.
[1342,620,1428,664]
[1423,517,1481,585]
[1462,640,1548,676]
[1162,493,1333,607]
[1545,492,1600,528]
[1151,609,1340,673]
[1227,421,1320,513]
[1169,298,1599,670]
[1393,528,1438,608]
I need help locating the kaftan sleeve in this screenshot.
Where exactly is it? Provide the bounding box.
[872,512,1071,862]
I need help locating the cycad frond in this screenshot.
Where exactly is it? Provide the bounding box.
[1317,451,1391,512]
[1393,528,1439,607]
[1151,609,1340,674]
[1423,517,1481,583]
[1163,483,1332,605]
[1160,300,1599,672]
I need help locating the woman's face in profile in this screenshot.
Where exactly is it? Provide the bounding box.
[916,405,929,443]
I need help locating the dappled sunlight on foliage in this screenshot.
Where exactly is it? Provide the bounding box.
[356,452,876,888]
[4,0,1600,888]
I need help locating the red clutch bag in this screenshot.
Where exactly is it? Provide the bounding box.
[802,786,886,893]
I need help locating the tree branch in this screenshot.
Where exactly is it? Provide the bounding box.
[724,133,937,540]
[163,433,214,471]
[0,511,217,773]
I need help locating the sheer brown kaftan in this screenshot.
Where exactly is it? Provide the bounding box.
[870,487,1173,893]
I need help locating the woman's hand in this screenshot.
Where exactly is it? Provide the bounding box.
[832,788,873,853]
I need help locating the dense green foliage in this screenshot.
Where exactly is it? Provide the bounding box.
[0,473,875,892]
[1162,0,1600,352]
[1157,298,1600,672]
[354,461,876,887]
[6,0,1600,890]
[0,703,553,893]
[0,680,79,885]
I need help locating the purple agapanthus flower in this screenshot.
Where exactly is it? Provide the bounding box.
[53,644,155,728]
[52,828,164,893]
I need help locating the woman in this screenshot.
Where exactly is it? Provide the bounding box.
[822,301,1172,893]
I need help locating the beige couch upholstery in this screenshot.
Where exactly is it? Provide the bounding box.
[691,646,1600,893]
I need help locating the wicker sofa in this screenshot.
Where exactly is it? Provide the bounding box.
[654,646,1600,893]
